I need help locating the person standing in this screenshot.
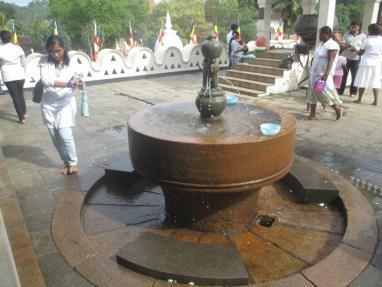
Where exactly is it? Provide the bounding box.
[338,21,366,97]
[228,31,244,68]
[354,24,382,106]
[306,26,342,120]
[226,23,238,46]
[40,35,83,175]
[0,30,27,124]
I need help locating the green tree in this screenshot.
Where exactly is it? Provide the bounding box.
[146,0,211,49]
[335,0,364,32]
[205,0,257,43]
[272,0,302,32]
[48,0,149,50]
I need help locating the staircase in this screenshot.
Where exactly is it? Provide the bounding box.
[219,50,302,97]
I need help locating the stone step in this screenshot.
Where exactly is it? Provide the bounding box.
[234,64,286,76]
[256,51,292,60]
[219,83,265,97]
[247,57,283,68]
[219,76,270,92]
[0,210,21,287]
[225,70,280,84]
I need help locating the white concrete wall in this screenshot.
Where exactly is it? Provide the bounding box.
[1,45,229,90]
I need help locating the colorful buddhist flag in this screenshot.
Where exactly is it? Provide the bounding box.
[275,19,284,40]
[189,21,197,45]
[53,21,58,36]
[11,22,18,45]
[129,21,135,48]
[157,20,164,46]
[212,21,219,40]
[92,20,101,61]
[236,18,242,42]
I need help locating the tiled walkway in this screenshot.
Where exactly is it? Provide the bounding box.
[0,72,381,286]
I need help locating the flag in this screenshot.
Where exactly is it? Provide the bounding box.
[11,22,18,45]
[129,21,135,48]
[275,19,283,40]
[53,21,58,35]
[92,20,101,61]
[157,20,164,46]
[189,21,197,45]
[236,18,241,42]
[212,21,219,40]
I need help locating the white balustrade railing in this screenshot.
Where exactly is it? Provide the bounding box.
[0,44,229,90]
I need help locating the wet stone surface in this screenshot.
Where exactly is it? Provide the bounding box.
[0,73,382,286]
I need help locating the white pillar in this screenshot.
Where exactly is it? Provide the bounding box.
[302,0,316,15]
[362,0,381,33]
[256,0,272,49]
[316,0,337,46]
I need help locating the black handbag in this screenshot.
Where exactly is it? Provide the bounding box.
[32,79,43,103]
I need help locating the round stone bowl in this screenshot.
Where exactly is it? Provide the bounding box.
[128,101,296,232]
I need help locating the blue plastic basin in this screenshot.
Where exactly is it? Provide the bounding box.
[260,123,281,136]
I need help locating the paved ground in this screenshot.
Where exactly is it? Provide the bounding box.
[0,71,382,286]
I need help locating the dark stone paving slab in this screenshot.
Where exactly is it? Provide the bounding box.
[282,157,339,203]
[349,265,382,287]
[117,232,249,285]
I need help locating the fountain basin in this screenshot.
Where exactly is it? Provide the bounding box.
[128,101,296,232]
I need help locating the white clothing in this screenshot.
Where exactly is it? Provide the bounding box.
[226,31,234,45]
[354,66,381,88]
[334,55,347,76]
[0,43,26,82]
[311,38,339,78]
[359,36,382,67]
[40,56,77,129]
[342,32,366,61]
[354,36,382,89]
[307,39,342,106]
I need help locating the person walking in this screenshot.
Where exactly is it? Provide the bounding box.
[0,30,28,124]
[353,23,382,106]
[338,21,366,97]
[306,26,343,120]
[40,35,83,175]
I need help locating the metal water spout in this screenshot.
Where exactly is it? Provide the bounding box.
[195,35,226,118]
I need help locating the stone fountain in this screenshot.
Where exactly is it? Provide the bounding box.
[51,36,377,287]
[128,35,295,233]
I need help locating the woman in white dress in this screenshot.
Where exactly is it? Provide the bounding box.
[307,26,343,120]
[40,36,83,175]
[354,24,382,106]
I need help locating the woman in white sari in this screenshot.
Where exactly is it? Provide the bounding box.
[307,26,343,120]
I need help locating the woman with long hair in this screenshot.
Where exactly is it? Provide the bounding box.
[40,35,83,175]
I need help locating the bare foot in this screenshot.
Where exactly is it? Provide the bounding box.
[353,100,361,104]
[335,107,343,120]
[68,165,78,174]
[372,102,378,106]
[61,166,69,175]
[306,115,316,120]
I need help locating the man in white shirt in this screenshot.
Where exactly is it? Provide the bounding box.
[338,21,366,97]
[0,30,27,123]
[226,23,238,45]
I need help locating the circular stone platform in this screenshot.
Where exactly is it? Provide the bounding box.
[52,155,378,287]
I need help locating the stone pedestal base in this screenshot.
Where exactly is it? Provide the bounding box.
[162,187,260,233]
